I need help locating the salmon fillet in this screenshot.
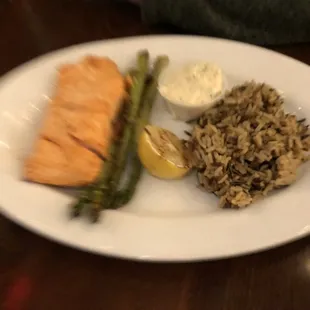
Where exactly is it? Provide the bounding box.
[23,55,126,186]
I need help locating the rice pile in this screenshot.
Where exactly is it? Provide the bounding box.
[184,81,310,208]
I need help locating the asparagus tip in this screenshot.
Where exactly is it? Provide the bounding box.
[138,49,150,58]
[156,55,169,67]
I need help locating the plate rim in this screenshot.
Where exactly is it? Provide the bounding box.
[1,204,308,262]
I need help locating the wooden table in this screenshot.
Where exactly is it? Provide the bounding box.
[1,1,310,309]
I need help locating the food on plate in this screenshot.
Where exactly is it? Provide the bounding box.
[138,125,190,180]
[158,62,225,121]
[23,55,126,186]
[22,47,309,222]
[185,81,310,208]
[72,51,169,221]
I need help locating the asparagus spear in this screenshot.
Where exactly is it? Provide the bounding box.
[98,50,150,212]
[112,55,169,208]
[88,139,120,222]
[113,154,142,207]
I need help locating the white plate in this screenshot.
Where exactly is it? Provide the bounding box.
[0,35,310,262]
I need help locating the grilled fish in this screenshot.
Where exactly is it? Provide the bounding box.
[23,55,125,186]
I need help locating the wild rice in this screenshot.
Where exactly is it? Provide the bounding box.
[184,81,310,208]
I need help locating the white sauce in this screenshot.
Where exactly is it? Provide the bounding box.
[159,62,223,106]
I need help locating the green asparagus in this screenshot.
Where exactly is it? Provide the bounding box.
[99,50,150,213]
[88,138,120,222]
[112,55,169,208]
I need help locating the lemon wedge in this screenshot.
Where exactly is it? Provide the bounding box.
[138,125,190,179]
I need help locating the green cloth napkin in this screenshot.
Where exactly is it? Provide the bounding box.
[141,0,310,45]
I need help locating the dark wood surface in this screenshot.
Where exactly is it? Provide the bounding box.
[1,1,310,309]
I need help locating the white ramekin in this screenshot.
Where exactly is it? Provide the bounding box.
[158,61,227,122]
